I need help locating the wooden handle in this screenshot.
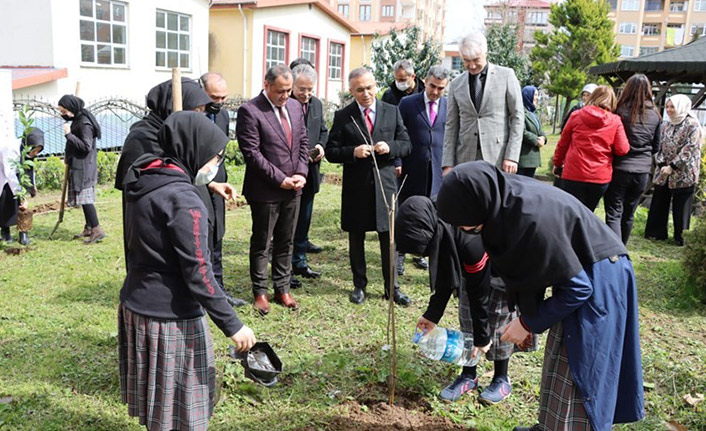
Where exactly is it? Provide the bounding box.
[58,164,69,222]
[172,68,182,112]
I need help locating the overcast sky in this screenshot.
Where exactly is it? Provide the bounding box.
[445,0,486,44]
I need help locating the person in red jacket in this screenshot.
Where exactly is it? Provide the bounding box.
[553,86,630,211]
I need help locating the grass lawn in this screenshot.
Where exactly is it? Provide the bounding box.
[0,142,705,430]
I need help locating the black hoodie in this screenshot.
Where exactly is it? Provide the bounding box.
[119,112,241,337]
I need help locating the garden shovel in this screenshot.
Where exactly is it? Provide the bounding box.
[49,163,69,239]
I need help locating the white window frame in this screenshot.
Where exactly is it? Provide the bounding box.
[155,10,191,71]
[300,37,317,66]
[642,23,661,35]
[382,5,395,17]
[691,23,706,35]
[338,4,349,17]
[639,46,659,55]
[670,1,686,11]
[620,45,635,57]
[619,22,637,34]
[328,42,343,80]
[621,0,640,11]
[79,0,128,67]
[359,4,372,21]
[265,29,288,71]
[696,0,706,10]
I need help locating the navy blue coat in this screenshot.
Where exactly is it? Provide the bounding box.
[398,92,446,202]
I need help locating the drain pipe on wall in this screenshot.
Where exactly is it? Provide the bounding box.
[239,4,247,97]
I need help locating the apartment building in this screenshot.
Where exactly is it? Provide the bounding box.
[610,0,706,57]
[484,0,555,52]
[328,0,446,44]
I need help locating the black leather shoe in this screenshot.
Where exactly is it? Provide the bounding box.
[385,289,411,307]
[412,256,429,270]
[293,266,321,279]
[1,228,12,243]
[290,277,302,289]
[224,293,247,307]
[350,287,366,304]
[306,241,323,254]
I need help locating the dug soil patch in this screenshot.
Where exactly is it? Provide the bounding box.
[326,400,470,431]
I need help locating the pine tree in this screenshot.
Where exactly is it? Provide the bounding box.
[370,26,441,86]
[530,0,618,118]
[486,23,532,87]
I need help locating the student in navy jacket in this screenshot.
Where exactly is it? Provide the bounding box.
[438,162,644,431]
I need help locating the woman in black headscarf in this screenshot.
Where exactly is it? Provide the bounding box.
[58,95,104,244]
[397,195,533,405]
[437,162,644,431]
[118,111,256,431]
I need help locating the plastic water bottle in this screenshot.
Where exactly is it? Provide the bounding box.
[412,326,481,367]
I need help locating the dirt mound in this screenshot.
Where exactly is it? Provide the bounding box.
[322,173,342,186]
[325,401,470,431]
[225,199,248,211]
[30,201,62,214]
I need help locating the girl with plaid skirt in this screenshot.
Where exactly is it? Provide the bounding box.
[119,112,256,431]
[396,196,534,405]
[437,162,644,431]
[58,95,105,244]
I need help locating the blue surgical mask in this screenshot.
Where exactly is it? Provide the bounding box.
[195,163,218,186]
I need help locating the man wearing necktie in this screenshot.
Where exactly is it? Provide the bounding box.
[326,68,413,306]
[442,31,524,175]
[236,65,309,315]
[288,62,328,280]
[398,65,450,204]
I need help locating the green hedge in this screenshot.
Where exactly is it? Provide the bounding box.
[683,216,706,302]
[34,151,119,191]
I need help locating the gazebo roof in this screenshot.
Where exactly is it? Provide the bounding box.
[590,37,706,84]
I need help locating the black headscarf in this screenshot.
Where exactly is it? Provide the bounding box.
[396,196,461,293]
[146,78,212,122]
[22,128,44,156]
[436,161,626,299]
[115,78,212,189]
[58,95,102,139]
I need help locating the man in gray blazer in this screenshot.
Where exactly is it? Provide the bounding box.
[442,31,524,175]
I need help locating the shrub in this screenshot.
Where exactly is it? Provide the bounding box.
[682,216,706,301]
[225,140,245,166]
[35,156,65,190]
[96,151,118,185]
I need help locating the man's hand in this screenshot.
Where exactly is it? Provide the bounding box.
[280,177,296,190]
[314,144,325,162]
[395,166,402,177]
[500,318,530,346]
[552,165,562,178]
[63,124,71,135]
[373,141,390,155]
[354,144,372,159]
[416,316,436,334]
[538,136,547,147]
[292,174,307,190]
[502,159,518,174]
[18,200,28,211]
[442,166,453,177]
[207,182,237,200]
[231,325,256,353]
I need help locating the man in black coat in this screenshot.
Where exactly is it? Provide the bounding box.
[289,63,328,279]
[326,67,412,306]
[200,73,246,307]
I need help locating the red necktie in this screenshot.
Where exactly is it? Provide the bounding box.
[364,107,374,135]
[277,106,292,148]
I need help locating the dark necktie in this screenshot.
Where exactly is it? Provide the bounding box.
[277,106,292,148]
[473,73,483,111]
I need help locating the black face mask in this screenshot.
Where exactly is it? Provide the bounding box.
[205,102,222,115]
[61,114,74,122]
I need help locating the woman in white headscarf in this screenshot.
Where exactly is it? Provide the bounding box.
[0,135,22,242]
[645,94,703,246]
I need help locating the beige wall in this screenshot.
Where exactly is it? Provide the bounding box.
[209,8,253,98]
[350,34,373,68]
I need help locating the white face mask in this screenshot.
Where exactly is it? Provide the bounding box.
[395,81,410,92]
[195,163,218,186]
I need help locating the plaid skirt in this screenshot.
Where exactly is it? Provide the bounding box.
[118,304,216,431]
[459,277,538,361]
[537,323,593,431]
[68,186,95,206]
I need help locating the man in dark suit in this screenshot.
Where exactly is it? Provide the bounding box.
[199,72,247,307]
[326,67,412,306]
[236,65,309,315]
[398,65,449,202]
[289,63,328,279]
